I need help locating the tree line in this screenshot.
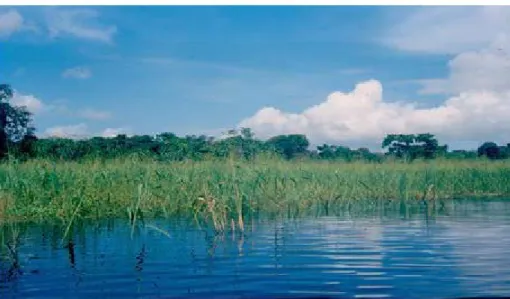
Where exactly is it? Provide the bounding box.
[1,84,509,162]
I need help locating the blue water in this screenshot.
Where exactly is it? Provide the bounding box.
[2,200,510,299]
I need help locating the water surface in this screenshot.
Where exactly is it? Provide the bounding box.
[2,200,510,299]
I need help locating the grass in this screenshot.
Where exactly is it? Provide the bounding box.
[1,156,510,230]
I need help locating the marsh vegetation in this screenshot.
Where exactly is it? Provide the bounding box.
[1,157,510,230]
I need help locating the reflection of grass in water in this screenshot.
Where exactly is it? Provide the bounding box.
[0,218,174,286]
[1,199,509,285]
[0,222,23,283]
[0,157,510,230]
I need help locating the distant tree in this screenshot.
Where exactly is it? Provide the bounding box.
[353,147,381,162]
[415,133,447,159]
[498,146,509,159]
[0,84,35,159]
[477,142,502,160]
[240,127,254,140]
[16,133,38,159]
[447,150,477,160]
[382,134,415,160]
[267,134,310,159]
[156,132,188,160]
[382,133,446,161]
[316,144,337,160]
[316,144,356,161]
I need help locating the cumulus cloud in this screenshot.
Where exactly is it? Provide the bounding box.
[10,92,45,114]
[0,9,23,38]
[239,79,510,148]
[62,66,92,79]
[44,123,89,139]
[45,8,116,43]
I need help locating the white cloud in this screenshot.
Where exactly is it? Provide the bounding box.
[0,9,23,38]
[1,8,114,42]
[239,79,510,148]
[62,66,92,79]
[384,7,510,98]
[44,123,89,139]
[10,92,44,114]
[418,39,510,95]
[101,127,130,138]
[43,124,130,139]
[45,8,116,43]
[382,7,510,54]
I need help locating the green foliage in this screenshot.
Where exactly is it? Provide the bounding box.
[477,141,507,160]
[266,134,310,159]
[4,129,509,164]
[382,133,447,161]
[0,84,35,159]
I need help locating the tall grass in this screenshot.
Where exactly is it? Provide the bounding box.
[0,156,510,229]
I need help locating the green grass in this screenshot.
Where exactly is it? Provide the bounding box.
[1,156,510,230]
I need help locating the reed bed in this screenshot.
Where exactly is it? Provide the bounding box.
[0,157,510,229]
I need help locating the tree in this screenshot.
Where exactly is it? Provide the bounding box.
[0,84,35,159]
[477,142,501,160]
[267,134,309,159]
[382,133,445,161]
[382,134,415,160]
[16,133,38,159]
[316,144,355,161]
[447,149,477,160]
[316,144,337,160]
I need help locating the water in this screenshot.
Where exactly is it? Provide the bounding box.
[2,200,510,299]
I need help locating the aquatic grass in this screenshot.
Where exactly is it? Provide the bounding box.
[0,221,23,282]
[0,157,510,228]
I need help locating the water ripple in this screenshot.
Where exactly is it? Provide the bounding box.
[2,200,510,298]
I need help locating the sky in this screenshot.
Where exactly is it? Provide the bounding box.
[2,6,510,150]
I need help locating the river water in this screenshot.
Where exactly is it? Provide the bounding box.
[2,200,510,298]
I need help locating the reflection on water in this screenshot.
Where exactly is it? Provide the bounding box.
[2,200,510,298]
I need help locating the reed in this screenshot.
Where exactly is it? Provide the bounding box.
[0,157,509,228]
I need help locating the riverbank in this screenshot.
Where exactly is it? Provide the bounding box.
[1,157,509,228]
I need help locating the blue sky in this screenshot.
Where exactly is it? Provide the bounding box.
[2,6,510,149]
